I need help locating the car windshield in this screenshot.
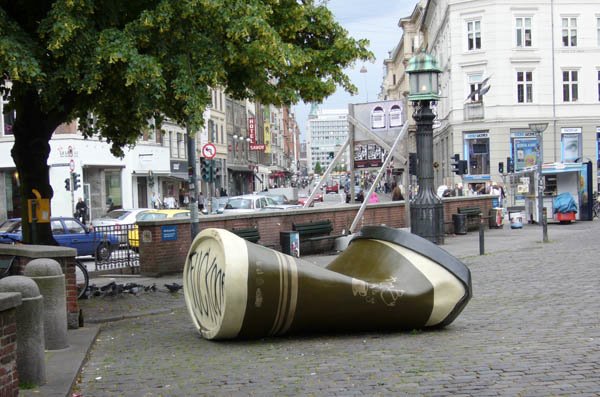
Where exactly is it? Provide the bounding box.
[227,198,253,209]
[103,210,131,220]
[0,219,21,233]
[138,213,168,221]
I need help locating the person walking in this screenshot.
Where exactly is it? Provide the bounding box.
[76,197,88,224]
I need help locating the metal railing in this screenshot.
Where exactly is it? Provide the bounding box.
[92,224,140,273]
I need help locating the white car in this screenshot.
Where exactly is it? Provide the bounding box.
[223,195,279,214]
[91,208,151,243]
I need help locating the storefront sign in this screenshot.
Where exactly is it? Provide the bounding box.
[464,132,489,140]
[248,117,256,143]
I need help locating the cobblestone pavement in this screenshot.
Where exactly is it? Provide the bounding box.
[74,221,600,396]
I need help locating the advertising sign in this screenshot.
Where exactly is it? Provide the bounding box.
[514,138,537,171]
[351,100,405,169]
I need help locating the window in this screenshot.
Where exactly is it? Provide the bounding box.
[516,17,532,47]
[2,100,15,136]
[562,17,577,47]
[598,71,600,101]
[517,71,533,103]
[597,17,600,46]
[562,70,578,102]
[468,73,483,102]
[467,20,481,51]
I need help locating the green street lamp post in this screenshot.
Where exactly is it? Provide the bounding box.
[406,52,444,244]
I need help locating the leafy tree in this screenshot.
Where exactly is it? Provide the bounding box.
[0,0,371,244]
[314,161,322,175]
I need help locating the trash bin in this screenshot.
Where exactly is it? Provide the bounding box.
[452,213,467,235]
[280,231,300,257]
[489,208,503,229]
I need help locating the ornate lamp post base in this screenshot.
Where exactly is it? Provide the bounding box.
[410,101,444,245]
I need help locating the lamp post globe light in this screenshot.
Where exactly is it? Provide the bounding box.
[406,52,444,244]
[528,122,549,243]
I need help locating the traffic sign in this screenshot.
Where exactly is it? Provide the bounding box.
[69,159,75,171]
[202,143,216,159]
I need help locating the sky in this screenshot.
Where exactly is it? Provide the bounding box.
[292,0,419,139]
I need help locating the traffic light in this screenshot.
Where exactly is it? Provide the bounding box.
[408,152,417,176]
[328,151,334,159]
[506,157,514,173]
[451,154,461,174]
[64,178,71,191]
[200,158,211,182]
[72,172,81,190]
[498,161,504,174]
[458,160,468,175]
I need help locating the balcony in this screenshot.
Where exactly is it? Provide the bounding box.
[464,102,484,121]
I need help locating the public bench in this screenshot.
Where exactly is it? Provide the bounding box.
[457,206,482,231]
[230,226,261,244]
[292,220,344,253]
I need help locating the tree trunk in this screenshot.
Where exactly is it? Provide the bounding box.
[11,90,60,245]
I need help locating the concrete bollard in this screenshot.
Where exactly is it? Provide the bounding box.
[24,258,69,350]
[0,276,46,386]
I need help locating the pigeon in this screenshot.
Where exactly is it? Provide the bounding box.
[164,283,183,293]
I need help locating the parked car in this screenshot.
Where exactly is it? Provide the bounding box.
[223,195,279,214]
[91,208,151,243]
[128,209,190,250]
[297,192,323,206]
[345,186,365,203]
[263,193,302,210]
[325,183,339,194]
[0,217,119,260]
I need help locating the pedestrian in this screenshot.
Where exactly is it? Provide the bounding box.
[75,197,87,224]
[392,183,404,201]
[198,192,206,212]
[151,192,162,209]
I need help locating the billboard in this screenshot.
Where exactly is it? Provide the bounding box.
[350,100,405,169]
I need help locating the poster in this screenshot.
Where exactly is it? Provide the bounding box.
[514,138,537,171]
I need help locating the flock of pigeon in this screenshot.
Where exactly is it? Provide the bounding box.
[81,281,183,298]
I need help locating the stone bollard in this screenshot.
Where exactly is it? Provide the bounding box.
[0,276,46,386]
[24,258,69,350]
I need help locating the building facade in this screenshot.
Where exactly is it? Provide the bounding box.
[420,0,600,190]
[306,106,351,175]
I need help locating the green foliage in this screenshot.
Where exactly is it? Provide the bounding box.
[314,161,322,175]
[1,0,372,157]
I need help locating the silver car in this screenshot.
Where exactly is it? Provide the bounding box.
[222,195,279,214]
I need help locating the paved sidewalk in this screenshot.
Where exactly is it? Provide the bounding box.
[23,221,600,396]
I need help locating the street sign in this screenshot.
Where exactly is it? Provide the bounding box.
[69,159,75,171]
[202,143,216,159]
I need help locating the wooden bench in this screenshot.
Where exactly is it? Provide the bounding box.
[457,206,482,231]
[230,227,260,244]
[292,220,344,253]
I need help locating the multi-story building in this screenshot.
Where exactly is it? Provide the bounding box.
[307,106,351,175]
[1,86,300,220]
[418,0,600,190]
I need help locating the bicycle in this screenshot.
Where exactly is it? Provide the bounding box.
[0,234,89,299]
[593,193,600,219]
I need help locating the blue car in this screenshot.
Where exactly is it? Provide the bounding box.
[0,217,118,261]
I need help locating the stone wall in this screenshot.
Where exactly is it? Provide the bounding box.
[0,292,21,397]
[138,195,494,276]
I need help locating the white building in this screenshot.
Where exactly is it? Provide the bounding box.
[420,0,600,190]
[307,106,351,175]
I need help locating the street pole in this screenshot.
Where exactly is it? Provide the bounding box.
[187,126,199,238]
[410,100,444,244]
[529,122,549,243]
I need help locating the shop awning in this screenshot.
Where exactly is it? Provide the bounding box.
[228,164,254,172]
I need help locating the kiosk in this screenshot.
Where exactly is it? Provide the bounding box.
[512,162,590,223]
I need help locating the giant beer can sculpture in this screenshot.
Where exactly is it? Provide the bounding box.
[184,226,472,340]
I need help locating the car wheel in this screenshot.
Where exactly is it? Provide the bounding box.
[96,241,112,261]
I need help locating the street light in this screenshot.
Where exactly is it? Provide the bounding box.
[528,122,549,243]
[406,52,444,244]
[360,65,368,102]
